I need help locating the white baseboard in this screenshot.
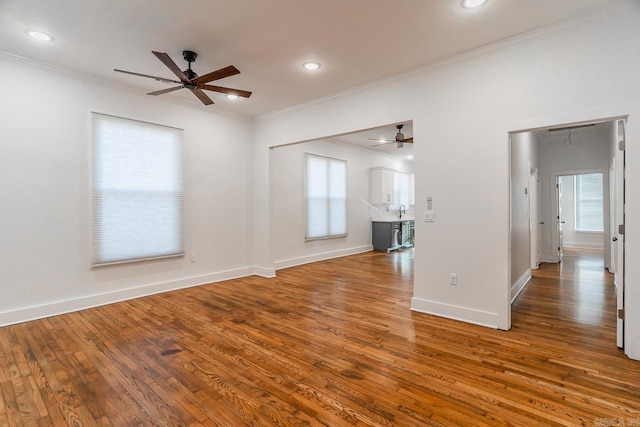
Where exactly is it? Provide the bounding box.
[540,254,559,263]
[562,242,604,250]
[0,266,256,327]
[252,265,277,278]
[511,270,532,303]
[410,298,499,329]
[274,245,373,270]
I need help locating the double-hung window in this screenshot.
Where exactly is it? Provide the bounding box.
[389,171,411,211]
[91,113,184,266]
[574,173,604,232]
[305,153,347,240]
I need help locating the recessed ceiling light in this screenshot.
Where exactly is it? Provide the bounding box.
[226,94,239,100]
[303,62,321,71]
[461,0,487,8]
[407,155,414,159]
[25,30,53,41]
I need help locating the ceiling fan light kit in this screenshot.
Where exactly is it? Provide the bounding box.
[114,50,252,106]
[462,0,488,9]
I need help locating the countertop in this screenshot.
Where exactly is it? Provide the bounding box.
[371,216,415,223]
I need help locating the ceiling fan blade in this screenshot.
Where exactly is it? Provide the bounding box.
[114,69,182,84]
[147,86,183,96]
[193,65,240,85]
[371,141,395,147]
[404,138,414,143]
[191,88,214,105]
[152,51,189,82]
[201,84,252,98]
[368,138,394,142]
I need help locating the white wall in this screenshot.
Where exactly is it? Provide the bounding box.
[510,131,538,297]
[0,56,255,325]
[537,123,612,263]
[270,139,409,269]
[253,5,640,359]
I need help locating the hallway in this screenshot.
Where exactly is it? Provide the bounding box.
[513,248,616,328]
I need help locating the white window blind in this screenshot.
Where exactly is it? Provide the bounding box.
[305,153,347,240]
[390,171,410,210]
[91,113,184,266]
[575,173,604,232]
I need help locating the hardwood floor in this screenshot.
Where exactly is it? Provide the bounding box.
[1,248,639,426]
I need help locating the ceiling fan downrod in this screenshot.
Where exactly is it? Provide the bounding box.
[182,50,198,80]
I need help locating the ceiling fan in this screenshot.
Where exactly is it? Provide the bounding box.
[370,124,414,148]
[114,50,252,105]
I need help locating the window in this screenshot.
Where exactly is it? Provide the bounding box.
[91,113,184,266]
[574,173,603,232]
[305,153,347,240]
[390,171,411,210]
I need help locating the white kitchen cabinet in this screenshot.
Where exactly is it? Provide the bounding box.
[369,167,394,205]
[409,173,415,205]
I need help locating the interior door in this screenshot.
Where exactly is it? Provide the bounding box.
[556,177,564,262]
[613,119,626,349]
[529,169,539,269]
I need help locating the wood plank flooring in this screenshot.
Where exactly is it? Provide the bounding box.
[1,248,639,426]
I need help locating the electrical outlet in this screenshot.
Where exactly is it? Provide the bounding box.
[449,273,457,286]
[190,253,197,262]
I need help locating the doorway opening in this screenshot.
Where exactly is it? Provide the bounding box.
[509,117,626,351]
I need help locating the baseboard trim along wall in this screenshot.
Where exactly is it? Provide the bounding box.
[562,242,605,250]
[511,270,532,303]
[0,266,258,327]
[274,245,373,271]
[410,298,500,329]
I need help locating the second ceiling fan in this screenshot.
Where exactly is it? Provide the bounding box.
[370,124,414,148]
[115,50,252,105]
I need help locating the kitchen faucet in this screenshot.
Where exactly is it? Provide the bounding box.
[399,204,406,219]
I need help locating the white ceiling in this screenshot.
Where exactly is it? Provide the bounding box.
[0,0,623,117]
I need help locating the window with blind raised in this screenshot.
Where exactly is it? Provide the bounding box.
[91,113,184,267]
[305,153,347,240]
[575,173,604,232]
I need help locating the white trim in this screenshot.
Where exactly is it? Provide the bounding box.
[539,254,559,264]
[274,245,372,270]
[562,242,604,250]
[511,270,532,303]
[0,266,255,327]
[410,298,500,329]
[252,266,277,278]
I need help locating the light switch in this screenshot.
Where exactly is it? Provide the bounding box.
[427,197,433,210]
[425,211,435,222]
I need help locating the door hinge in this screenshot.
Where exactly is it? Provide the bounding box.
[557,246,561,251]
[618,309,625,320]
[619,139,625,151]
[618,224,625,235]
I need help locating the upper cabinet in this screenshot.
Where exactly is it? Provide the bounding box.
[369,167,395,205]
[409,173,415,206]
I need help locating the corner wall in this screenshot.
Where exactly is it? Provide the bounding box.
[253,5,640,359]
[0,56,255,325]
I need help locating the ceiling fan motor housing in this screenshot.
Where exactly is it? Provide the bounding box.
[182,50,197,63]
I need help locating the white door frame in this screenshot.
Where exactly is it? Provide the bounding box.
[508,115,627,355]
[529,168,540,269]
[613,119,626,348]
